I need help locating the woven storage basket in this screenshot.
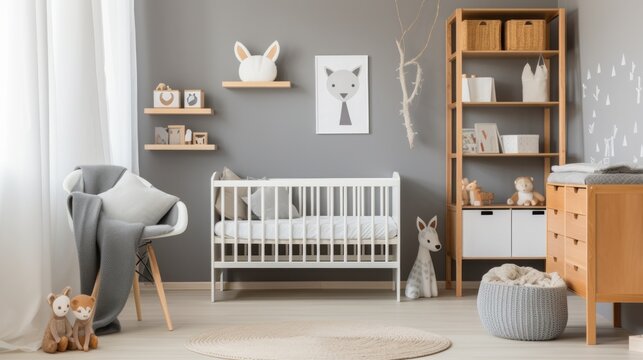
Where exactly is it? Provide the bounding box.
[461,20,501,51]
[477,282,568,341]
[505,20,546,50]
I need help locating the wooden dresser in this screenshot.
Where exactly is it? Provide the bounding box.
[546,182,643,345]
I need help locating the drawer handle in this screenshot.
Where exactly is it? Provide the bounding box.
[574,188,579,194]
[553,233,559,239]
[573,239,579,245]
[573,265,579,271]
[573,214,579,220]
[480,211,493,216]
[553,256,558,262]
[553,209,558,215]
[532,210,545,215]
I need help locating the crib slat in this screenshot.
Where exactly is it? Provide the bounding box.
[220,186,225,263]
[329,186,334,262]
[234,187,238,262]
[385,186,389,262]
[275,185,279,262]
[289,186,293,263]
[248,186,252,262]
[316,186,320,263]
[380,186,384,217]
[356,186,361,262]
[261,186,265,262]
[303,187,307,262]
[371,186,375,262]
[343,186,348,262]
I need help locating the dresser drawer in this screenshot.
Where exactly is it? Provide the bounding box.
[547,209,564,234]
[565,212,587,241]
[565,186,587,215]
[565,236,587,268]
[565,262,587,296]
[547,255,565,275]
[546,184,565,210]
[547,231,564,258]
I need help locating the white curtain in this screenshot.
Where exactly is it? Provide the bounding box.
[0,0,138,352]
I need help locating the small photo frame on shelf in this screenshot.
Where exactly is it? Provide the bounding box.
[184,90,204,108]
[154,127,168,144]
[193,132,208,145]
[168,125,186,145]
[462,128,477,153]
[474,123,500,153]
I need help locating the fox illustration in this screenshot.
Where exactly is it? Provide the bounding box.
[325,66,361,126]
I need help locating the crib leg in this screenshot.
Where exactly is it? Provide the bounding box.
[396,268,401,302]
[219,270,225,292]
[212,268,217,302]
[392,269,396,291]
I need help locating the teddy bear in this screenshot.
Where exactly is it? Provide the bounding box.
[507,176,545,206]
[461,178,470,205]
[41,287,73,353]
[69,294,99,352]
[465,180,494,206]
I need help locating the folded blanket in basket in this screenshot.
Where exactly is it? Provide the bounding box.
[552,162,643,174]
[482,264,565,288]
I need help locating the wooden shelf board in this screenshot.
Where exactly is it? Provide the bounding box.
[452,152,559,158]
[144,144,217,151]
[449,50,558,61]
[462,204,546,209]
[222,81,292,88]
[462,256,546,260]
[461,8,561,21]
[449,101,559,109]
[144,108,213,115]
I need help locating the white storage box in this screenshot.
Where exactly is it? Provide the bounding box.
[462,76,497,102]
[153,90,181,108]
[501,135,539,153]
[511,209,546,257]
[463,209,511,257]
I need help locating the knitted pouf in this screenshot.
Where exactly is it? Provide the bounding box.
[477,281,568,341]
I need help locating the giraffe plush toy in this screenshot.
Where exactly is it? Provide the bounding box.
[405,216,442,299]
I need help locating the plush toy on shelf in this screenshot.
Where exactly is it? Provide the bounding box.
[465,180,494,206]
[461,178,470,205]
[507,176,545,206]
[69,294,98,352]
[41,287,73,353]
[405,216,442,299]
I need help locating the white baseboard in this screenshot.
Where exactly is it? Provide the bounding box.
[139,280,481,291]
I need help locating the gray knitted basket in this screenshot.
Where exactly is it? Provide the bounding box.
[477,282,568,341]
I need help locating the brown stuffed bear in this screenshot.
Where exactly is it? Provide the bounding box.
[507,176,545,206]
[69,294,99,352]
[41,287,73,353]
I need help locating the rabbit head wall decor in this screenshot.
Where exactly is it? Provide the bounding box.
[234,41,280,82]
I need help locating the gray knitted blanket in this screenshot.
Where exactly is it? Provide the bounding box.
[67,165,144,335]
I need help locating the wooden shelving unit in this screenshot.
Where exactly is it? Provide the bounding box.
[144,108,213,115]
[221,81,292,88]
[445,8,566,296]
[144,144,216,151]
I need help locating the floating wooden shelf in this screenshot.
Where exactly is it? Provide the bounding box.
[448,50,559,61]
[221,81,291,88]
[449,152,559,158]
[462,256,546,260]
[144,108,213,115]
[449,101,559,109]
[144,144,217,151]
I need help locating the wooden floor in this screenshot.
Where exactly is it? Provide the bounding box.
[10,288,637,359]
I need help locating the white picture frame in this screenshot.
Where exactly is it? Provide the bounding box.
[474,123,500,153]
[315,55,369,134]
[462,128,477,153]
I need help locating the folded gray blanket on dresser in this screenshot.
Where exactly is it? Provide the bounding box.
[68,165,144,335]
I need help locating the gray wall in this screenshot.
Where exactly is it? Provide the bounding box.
[560,0,643,334]
[135,0,561,284]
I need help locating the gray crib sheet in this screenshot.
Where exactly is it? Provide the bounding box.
[547,171,643,185]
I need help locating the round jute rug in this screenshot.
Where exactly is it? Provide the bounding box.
[185,321,451,360]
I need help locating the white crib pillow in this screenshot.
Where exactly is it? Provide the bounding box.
[243,187,300,220]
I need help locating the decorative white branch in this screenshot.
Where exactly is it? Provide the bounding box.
[395,0,440,149]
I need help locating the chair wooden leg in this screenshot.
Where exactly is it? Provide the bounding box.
[132,271,142,321]
[91,272,101,299]
[147,244,173,331]
[613,303,622,328]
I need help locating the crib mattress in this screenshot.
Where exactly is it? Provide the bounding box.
[214,216,398,242]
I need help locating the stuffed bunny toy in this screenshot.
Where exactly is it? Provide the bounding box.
[234,41,280,81]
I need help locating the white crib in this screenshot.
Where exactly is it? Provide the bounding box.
[210,172,401,301]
